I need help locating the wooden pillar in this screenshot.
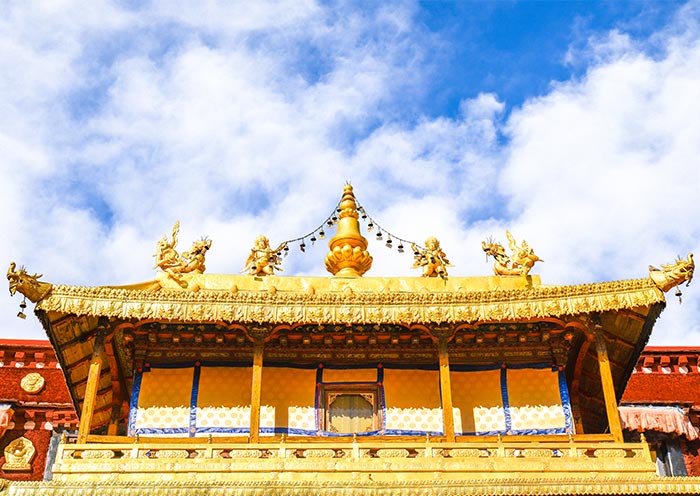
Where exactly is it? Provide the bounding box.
[437,338,455,442]
[593,324,623,442]
[77,321,107,444]
[249,339,264,443]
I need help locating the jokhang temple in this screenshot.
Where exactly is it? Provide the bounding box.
[3,184,700,495]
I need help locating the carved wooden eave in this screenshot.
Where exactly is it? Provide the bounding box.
[30,273,666,435]
[36,275,663,325]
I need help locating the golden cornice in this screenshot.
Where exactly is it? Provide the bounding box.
[36,277,664,326]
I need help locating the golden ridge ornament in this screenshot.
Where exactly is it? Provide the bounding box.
[244,236,287,276]
[154,221,212,287]
[411,237,451,279]
[324,184,373,277]
[649,253,694,293]
[482,230,542,278]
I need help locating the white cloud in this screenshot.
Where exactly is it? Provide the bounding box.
[1,0,700,348]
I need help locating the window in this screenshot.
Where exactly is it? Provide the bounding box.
[322,385,381,434]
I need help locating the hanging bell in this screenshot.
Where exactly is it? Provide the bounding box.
[397,243,404,253]
[376,231,383,240]
[367,222,374,232]
[385,238,392,248]
[327,220,333,227]
[318,230,325,239]
[17,298,27,320]
[675,286,683,304]
[300,241,306,252]
[310,235,317,244]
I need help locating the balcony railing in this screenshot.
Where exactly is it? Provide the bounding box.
[51,433,657,484]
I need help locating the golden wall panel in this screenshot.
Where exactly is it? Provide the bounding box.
[138,368,193,409]
[508,368,565,431]
[197,367,252,407]
[451,370,505,434]
[261,367,317,433]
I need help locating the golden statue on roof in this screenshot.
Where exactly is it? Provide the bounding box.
[244,235,288,276]
[154,221,212,286]
[649,253,694,292]
[482,230,542,278]
[411,237,450,279]
[324,184,372,277]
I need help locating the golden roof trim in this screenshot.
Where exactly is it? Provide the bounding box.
[37,277,664,325]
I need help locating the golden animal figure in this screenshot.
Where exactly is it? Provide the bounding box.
[649,253,694,292]
[411,237,450,279]
[153,222,212,286]
[244,235,288,276]
[482,230,542,278]
[7,262,52,303]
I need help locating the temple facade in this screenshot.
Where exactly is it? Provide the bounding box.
[3,185,700,494]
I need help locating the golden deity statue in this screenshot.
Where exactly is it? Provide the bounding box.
[482,230,542,278]
[411,237,450,279]
[244,236,288,276]
[649,253,694,292]
[154,222,212,286]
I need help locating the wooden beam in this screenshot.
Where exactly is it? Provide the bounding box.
[437,339,455,442]
[77,320,107,444]
[249,339,264,443]
[593,324,623,442]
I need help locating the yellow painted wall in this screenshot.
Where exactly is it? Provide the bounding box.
[261,367,317,433]
[507,368,566,430]
[451,369,505,434]
[197,366,252,407]
[195,366,253,433]
[135,367,194,431]
[383,369,442,432]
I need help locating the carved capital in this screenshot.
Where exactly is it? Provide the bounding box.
[246,325,274,342]
[430,324,456,343]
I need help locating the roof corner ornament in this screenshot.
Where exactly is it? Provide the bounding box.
[411,237,450,279]
[244,235,287,276]
[649,253,694,297]
[154,221,212,287]
[7,262,52,303]
[324,184,373,277]
[482,230,542,278]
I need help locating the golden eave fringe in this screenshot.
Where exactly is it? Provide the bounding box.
[36,278,665,325]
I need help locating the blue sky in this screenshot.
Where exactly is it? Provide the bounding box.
[417,1,684,115]
[2,0,700,344]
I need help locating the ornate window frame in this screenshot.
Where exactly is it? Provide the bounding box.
[320,383,382,434]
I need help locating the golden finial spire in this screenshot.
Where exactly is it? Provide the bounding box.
[324,184,373,277]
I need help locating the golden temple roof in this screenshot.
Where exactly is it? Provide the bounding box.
[37,273,664,326]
